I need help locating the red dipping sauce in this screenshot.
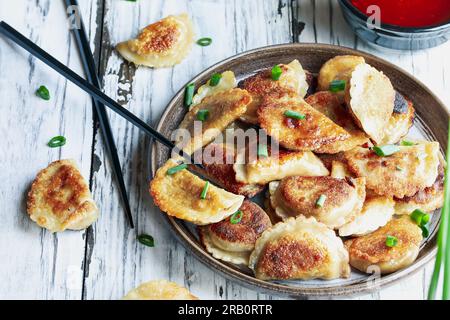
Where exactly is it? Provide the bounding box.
[350,0,450,28]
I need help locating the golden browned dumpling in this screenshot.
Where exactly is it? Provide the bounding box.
[199,143,264,198]
[318,55,365,93]
[305,91,369,153]
[249,216,350,280]
[176,89,251,154]
[257,94,350,151]
[345,63,395,143]
[123,280,198,300]
[345,216,423,274]
[239,60,309,124]
[233,143,329,185]
[269,176,366,229]
[27,159,99,233]
[395,155,445,215]
[199,200,272,265]
[191,71,237,107]
[344,141,440,198]
[150,158,244,225]
[116,14,194,68]
[380,99,415,145]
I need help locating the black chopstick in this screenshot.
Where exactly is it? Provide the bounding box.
[0,21,202,170]
[64,0,134,228]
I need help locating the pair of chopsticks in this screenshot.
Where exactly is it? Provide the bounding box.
[0,18,202,226]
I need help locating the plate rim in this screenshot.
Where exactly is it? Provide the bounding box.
[150,43,448,297]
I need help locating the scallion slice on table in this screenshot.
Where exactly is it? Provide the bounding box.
[36,85,50,100]
[385,235,398,247]
[184,83,195,107]
[47,136,66,148]
[138,234,154,247]
[197,37,212,46]
[315,194,327,208]
[200,181,209,199]
[257,143,269,157]
[230,210,243,224]
[209,73,222,87]
[329,79,346,93]
[284,110,306,120]
[167,163,187,175]
[372,145,400,157]
[196,109,209,122]
[271,65,283,80]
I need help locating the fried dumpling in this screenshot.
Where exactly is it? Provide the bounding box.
[116,14,194,68]
[191,71,237,108]
[344,141,440,198]
[330,160,354,178]
[257,94,350,151]
[318,55,365,93]
[123,280,198,300]
[27,159,99,233]
[345,63,395,143]
[199,200,272,265]
[199,143,264,197]
[269,176,366,229]
[239,60,309,124]
[176,89,251,154]
[345,216,423,274]
[305,91,369,153]
[339,193,395,237]
[249,216,350,280]
[395,155,445,215]
[234,143,329,185]
[150,158,244,225]
[380,99,415,145]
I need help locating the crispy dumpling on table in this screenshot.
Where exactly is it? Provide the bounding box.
[123,280,198,300]
[318,55,365,93]
[176,88,251,154]
[380,98,415,145]
[269,176,366,229]
[394,155,445,215]
[330,160,354,179]
[249,216,351,280]
[305,91,369,153]
[191,71,237,108]
[199,200,272,265]
[339,193,395,237]
[233,142,329,185]
[150,158,244,225]
[345,63,395,143]
[239,60,309,124]
[257,94,350,151]
[199,143,264,197]
[27,159,99,233]
[344,141,440,198]
[345,216,423,274]
[116,14,194,68]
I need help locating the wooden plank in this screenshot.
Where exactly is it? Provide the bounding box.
[0,0,101,299]
[83,0,293,300]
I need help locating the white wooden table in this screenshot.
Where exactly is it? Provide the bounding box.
[0,0,449,300]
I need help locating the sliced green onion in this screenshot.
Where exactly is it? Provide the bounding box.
[316,194,327,208]
[401,140,416,146]
[184,83,195,107]
[372,145,400,157]
[421,225,430,238]
[36,85,50,100]
[421,213,431,225]
[257,143,269,157]
[230,210,243,224]
[209,73,222,87]
[395,166,403,171]
[385,235,398,247]
[197,37,212,46]
[200,181,210,199]
[138,234,154,247]
[329,80,346,93]
[410,209,428,226]
[196,109,209,122]
[47,136,66,148]
[271,65,283,81]
[167,163,187,175]
[284,110,306,120]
